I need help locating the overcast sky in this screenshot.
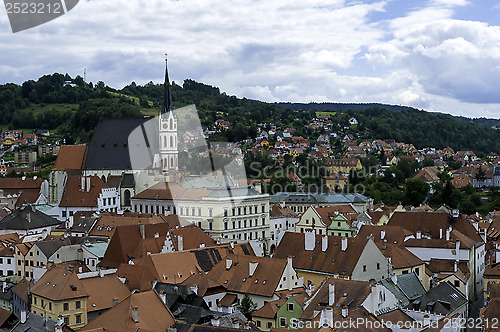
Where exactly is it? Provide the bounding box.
[1,0,500,119]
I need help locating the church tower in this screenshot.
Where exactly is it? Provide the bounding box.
[159,55,178,172]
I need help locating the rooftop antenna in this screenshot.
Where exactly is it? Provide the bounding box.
[83,67,87,83]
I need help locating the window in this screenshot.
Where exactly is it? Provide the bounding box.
[455,280,460,288]
[49,302,52,310]
[363,265,367,272]
[7,259,10,264]
[267,322,273,329]
[64,303,69,311]
[64,317,69,325]
[262,218,266,226]
[288,303,294,311]
[280,317,286,327]
[256,321,261,327]
[76,314,81,324]
[209,209,213,217]
[62,211,67,218]
[377,263,380,270]
[209,222,213,231]
[224,208,228,217]
[198,208,201,216]
[224,222,228,230]
[76,301,81,309]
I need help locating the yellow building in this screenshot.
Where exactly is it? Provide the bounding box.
[325,158,362,174]
[15,242,36,282]
[484,263,500,300]
[30,266,88,329]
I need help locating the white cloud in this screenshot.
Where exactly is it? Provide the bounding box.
[0,0,499,118]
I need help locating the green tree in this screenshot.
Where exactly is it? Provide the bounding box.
[237,294,257,320]
[403,179,430,206]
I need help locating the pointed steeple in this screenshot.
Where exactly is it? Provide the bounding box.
[162,53,173,114]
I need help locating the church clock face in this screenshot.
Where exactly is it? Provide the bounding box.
[163,123,168,129]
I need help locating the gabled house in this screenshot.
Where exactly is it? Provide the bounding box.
[295,206,357,237]
[79,273,131,322]
[30,266,89,329]
[80,290,176,332]
[252,291,307,330]
[273,232,390,289]
[204,254,303,309]
[0,205,62,237]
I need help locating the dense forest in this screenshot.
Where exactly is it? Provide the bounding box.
[0,73,499,153]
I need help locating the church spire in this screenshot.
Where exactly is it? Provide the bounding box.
[162,53,173,114]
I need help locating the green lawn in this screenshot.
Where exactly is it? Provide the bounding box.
[316,111,336,117]
[21,103,78,115]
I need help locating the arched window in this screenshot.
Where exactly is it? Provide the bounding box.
[124,190,131,206]
[170,118,173,129]
[170,136,173,148]
[163,136,167,147]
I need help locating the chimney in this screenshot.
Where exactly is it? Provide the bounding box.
[131,306,139,323]
[226,258,232,270]
[81,177,85,191]
[57,316,64,326]
[341,237,348,251]
[230,242,234,249]
[190,284,199,295]
[305,230,315,251]
[382,239,387,250]
[27,211,31,223]
[416,231,421,239]
[249,261,258,277]
[341,306,348,318]
[446,227,451,241]
[380,230,386,240]
[178,235,183,252]
[455,240,460,260]
[439,228,443,239]
[55,325,63,332]
[78,266,82,273]
[328,283,335,306]
[112,298,118,307]
[321,236,328,252]
[140,224,145,239]
[454,261,458,273]
[86,177,91,192]
[391,274,397,285]
[20,310,26,324]
[98,269,104,278]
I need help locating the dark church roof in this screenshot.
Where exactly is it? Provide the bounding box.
[84,118,153,171]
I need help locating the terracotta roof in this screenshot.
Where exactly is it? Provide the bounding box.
[301,277,372,320]
[141,251,204,284]
[388,211,483,244]
[169,227,216,251]
[15,189,42,207]
[427,259,470,278]
[379,244,424,269]
[0,177,43,190]
[181,274,223,297]
[31,266,88,301]
[484,262,500,278]
[116,264,157,292]
[482,299,500,330]
[52,145,87,171]
[0,233,19,246]
[11,279,31,304]
[357,225,412,245]
[98,223,176,268]
[132,182,211,201]
[273,232,369,277]
[80,290,175,332]
[412,167,440,182]
[218,293,238,308]
[15,242,34,256]
[207,254,289,297]
[59,176,110,208]
[379,309,414,325]
[252,297,286,319]
[80,274,131,313]
[270,204,298,217]
[89,212,180,239]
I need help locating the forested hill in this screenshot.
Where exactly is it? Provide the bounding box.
[279,102,500,129]
[0,73,499,153]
